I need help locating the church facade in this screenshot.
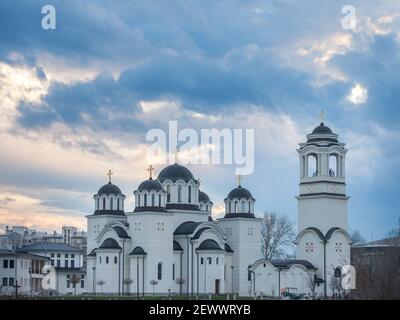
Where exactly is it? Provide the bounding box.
[86,120,351,297]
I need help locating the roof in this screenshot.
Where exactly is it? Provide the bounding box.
[173,241,183,251]
[97,182,123,195]
[269,259,317,270]
[227,186,254,200]
[98,238,121,250]
[0,250,50,260]
[113,226,130,239]
[157,163,196,182]
[199,190,212,203]
[174,221,203,235]
[19,242,81,253]
[93,209,125,216]
[129,246,147,255]
[355,236,400,247]
[311,123,333,134]
[88,249,97,257]
[137,178,164,192]
[197,239,224,251]
[225,243,234,253]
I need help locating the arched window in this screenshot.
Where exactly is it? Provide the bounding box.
[110,198,113,210]
[167,185,171,202]
[144,194,147,207]
[241,201,245,213]
[234,201,238,213]
[188,185,192,203]
[159,194,162,207]
[157,262,162,280]
[329,154,338,177]
[151,194,155,206]
[308,154,318,177]
[334,267,342,278]
[178,185,182,203]
[103,198,106,210]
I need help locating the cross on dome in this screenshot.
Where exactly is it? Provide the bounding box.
[147,165,155,179]
[107,169,113,183]
[236,174,242,187]
[320,110,326,123]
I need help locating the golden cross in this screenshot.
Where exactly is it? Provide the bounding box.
[320,110,326,123]
[147,165,154,179]
[107,169,113,183]
[173,145,179,164]
[236,174,243,187]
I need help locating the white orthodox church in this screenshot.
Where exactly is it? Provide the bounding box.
[86,120,352,298]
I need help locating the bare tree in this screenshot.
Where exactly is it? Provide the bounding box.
[70,275,80,296]
[261,212,295,259]
[305,274,316,300]
[96,280,105,294]
[349,229,366,245]
[124,279,133,295]
[175,277,185,295]
[150,280,158,296]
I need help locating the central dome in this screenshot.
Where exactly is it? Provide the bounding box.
[157,163,195,182]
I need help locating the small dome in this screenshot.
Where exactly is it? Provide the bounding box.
[227,186,253,200]
[99,238,121,249]
[157,163,195,182]
[311,122,333,134]
[199,190,210,203]
[97,182,122,195]
[137,178,163,192]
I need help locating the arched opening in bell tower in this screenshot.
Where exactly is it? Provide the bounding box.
[329,154,338,177]
[307,154,318,177]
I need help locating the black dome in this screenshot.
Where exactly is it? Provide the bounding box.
[137,178,163,192]
[199,190,210,203]
[157,163,195,182]
[97,182,122,195]
[227,186,253,200]
[311,123,333,134]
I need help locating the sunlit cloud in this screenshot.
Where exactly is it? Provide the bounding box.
[347,83,368,104]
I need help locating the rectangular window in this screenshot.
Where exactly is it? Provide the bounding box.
[65,260,68,268]
[172,264,175,280]
[216,258,219,265]
[65,254,68,258]
[200,257,204,265]
[2,278,7,286]
[81,274,85,279]
[71,260,75,268]
[106,256,109,264]
[9,278,14,287]
[81,281,84,288]
[9,260,14,269]
[51,260,54,266]
[71,254,75,258]
[57,260,60,268]
[3,260,8,268]
[57,253,60,258]
[208,257,212,265]
[51,253,54,258]
[114,256,117,264]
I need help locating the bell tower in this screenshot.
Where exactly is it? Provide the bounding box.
[296,115,349,234]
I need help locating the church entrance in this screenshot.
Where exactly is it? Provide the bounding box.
[215,279,220,294]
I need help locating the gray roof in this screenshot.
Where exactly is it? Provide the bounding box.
[129,246,147,255]
[137,178,164,192]
[225,243,234,253]
[98,238,121,250]
[199,190,212,203]
[19,242,81,253]
[88,249,97,257]
[173,241,183,251]
[113,226,130,239]
[269,259,317,270]
[355,236,400,247]
[0,249,50,260]
[197,239,224,251]
[174,221,203,235]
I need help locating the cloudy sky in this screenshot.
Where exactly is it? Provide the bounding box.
[0,0,399,240]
